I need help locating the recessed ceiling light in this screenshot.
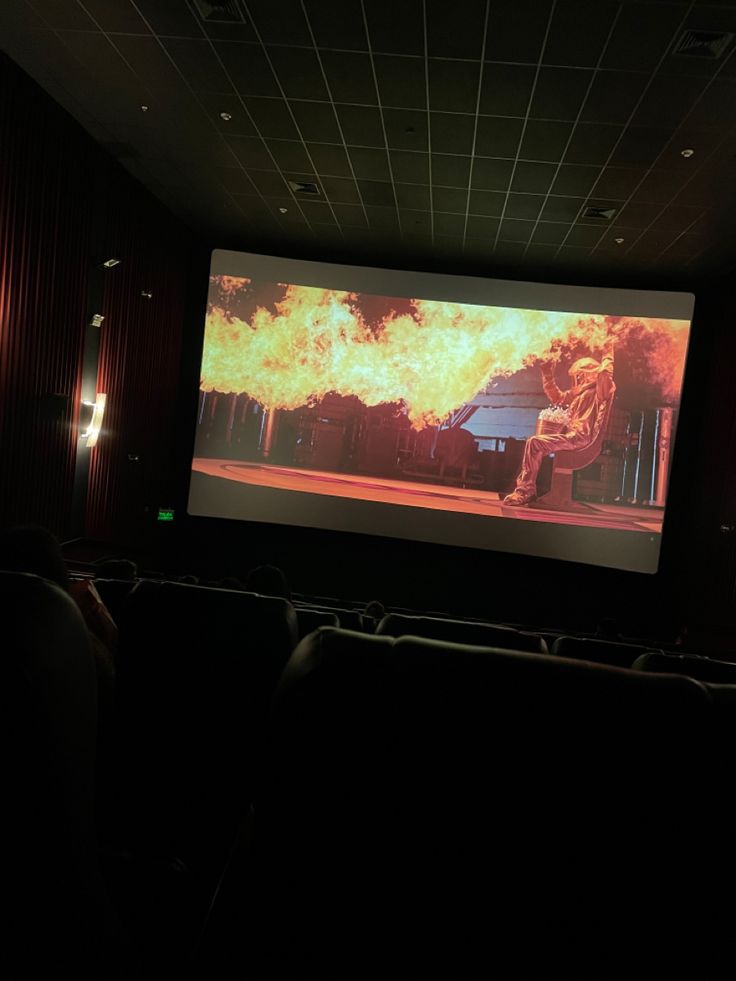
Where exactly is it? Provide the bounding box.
[140,104,149,112]
[614,237,625,244]
[680,147,695,158]
[279,207,288,213]
[219,112,232,121]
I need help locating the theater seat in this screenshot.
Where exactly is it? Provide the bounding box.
[551,633,661,667]
[112,581,298,874]
[376,611,548,653]
[240,626,718,977]
[633,650,736,683]
[294,606,339,639]
[295,603,366,632]
[0,571,128,976]
[92,577,136,623]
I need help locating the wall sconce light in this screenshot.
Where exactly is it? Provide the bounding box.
[80,393,107,448]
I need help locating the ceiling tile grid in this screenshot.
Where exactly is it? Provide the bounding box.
[0,0,735,281]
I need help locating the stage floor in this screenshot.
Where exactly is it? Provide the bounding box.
[192,459,663,534]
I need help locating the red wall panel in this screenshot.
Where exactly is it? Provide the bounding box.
[0,53,192,540]
[85,183,185,541]
[0,55,93,534]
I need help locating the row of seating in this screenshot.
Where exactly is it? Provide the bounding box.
[9,569,736,975]
[95,575,736,681]
[108,578,736,976]
[92,576,627,656]
[201,625,736,976]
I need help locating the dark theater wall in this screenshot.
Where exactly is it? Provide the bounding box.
[0,54,92,534]
[0,53,195,541]
[681,284,736,619]
[85,176,191,543]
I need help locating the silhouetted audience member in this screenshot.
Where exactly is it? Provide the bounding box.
[0,525,117,754]
[218,576,245,591]
[177,574,199,585]
[244,564,291,601]
[594,617,621,639]
[94,557,138,581]
[364,600,386,620]
[0,523,69,587]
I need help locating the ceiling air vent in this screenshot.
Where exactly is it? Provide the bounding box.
[191,0,245,23]
[583,206,616,220]
[288,180,321,195]
[674,30,734,59]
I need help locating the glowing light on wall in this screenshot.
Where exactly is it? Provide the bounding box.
[80,393,106,448]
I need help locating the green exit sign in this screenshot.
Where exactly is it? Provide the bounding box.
[157,508,175,523]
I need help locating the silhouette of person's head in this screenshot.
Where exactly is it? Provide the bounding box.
[245,564,291,601]
[0,525,69,590]
[94,558,138,581]
[364,600,386,620]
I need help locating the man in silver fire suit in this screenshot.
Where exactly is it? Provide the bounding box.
[503,340,615,506]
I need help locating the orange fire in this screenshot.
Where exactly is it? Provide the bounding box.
[201,280,689,429]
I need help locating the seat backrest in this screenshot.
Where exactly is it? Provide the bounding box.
[254,626,716,975]
[119,579,298,690]
[551,634,659,668]
[0,571,123,973]
[268,627,707,763]
[295,606,340,639]
[115,580,298,850]
[377,611,548,654]
[91,577,136,622]
[555,394,614,470]
[297,604,365,632]
[633,650,736,684]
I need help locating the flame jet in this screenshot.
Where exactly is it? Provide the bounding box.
[201,280,688,430]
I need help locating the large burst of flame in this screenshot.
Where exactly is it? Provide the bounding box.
[201,278,689,429]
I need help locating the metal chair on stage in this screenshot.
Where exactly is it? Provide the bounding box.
[534,396,615,510]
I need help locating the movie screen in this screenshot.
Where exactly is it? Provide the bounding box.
[189,251,693,573]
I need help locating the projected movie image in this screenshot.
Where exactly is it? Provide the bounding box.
[192,266,690,550]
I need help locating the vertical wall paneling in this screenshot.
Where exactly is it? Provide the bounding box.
[85,179,186,542]
[0,54,92,534]
[0,52,192,540]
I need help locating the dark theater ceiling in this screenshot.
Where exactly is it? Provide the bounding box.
[2,0,736,283]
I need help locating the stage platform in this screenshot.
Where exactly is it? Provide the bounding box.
[192,459,663,534]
